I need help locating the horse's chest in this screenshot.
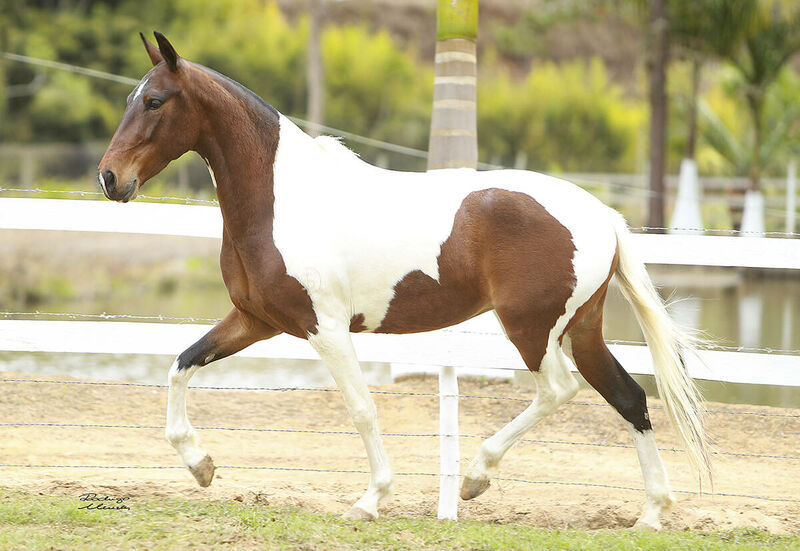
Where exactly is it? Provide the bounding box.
[220,237,319,337]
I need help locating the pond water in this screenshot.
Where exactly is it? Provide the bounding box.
[2,266,798,408]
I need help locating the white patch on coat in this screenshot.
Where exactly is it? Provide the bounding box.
[98,171,107,195]
[271,114,619,333]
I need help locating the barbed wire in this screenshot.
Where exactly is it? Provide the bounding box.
[2,422,797,461]
[632,225,800,238]
[1,378,798,418]
[3,311,799,356]
[0,187,219,205]
[0,462,796,504]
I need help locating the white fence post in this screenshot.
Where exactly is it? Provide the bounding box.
[669,158,703,233]
[788,160,797,235]
[437,365,460,520]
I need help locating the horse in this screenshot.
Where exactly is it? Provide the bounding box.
[98,32,710,530]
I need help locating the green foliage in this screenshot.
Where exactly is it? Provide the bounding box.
[436,0,478,41]
[323,25,432,149]
[479,57,645,172]
[4,0,800,180]
[697,66,800,176]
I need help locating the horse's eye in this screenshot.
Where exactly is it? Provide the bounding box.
[146,98,164,110]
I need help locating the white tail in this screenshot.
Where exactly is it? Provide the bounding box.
[611,215,712,480]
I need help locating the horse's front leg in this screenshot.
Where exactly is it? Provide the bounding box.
[166,308,279,486]
[308,319,393,520]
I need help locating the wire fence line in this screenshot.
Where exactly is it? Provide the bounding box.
[0,462,797,505]
[2,421,797,461]
[3,311,799,356]
[2,378,799,420]
[1,379,798,506]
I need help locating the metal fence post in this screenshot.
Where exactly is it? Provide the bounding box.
[437,365,459,520]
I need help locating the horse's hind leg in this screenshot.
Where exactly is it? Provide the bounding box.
[461,319,579,500]
[567,301,674,531]
[166,308,278,487]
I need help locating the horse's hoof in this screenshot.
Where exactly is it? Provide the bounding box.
[343,505,377,521]
[632,518,661,532]
[460,475,490,500]
[188,455,215,487]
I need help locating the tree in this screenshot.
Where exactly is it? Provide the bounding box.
[668,0,757,231]
[427,0,478,170]
[646,0,669,229]
[306,0,325,137]
[725,1,800,193]
[670,0,757,160]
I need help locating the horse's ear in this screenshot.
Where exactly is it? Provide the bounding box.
[140,32,163,66]
[153,31,180,72]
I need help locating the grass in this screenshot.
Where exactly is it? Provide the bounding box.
[1,489,798,551]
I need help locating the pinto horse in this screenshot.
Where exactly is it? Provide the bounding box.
[99,32,710,530]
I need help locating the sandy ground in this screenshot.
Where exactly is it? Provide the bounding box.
[1,371,798,534]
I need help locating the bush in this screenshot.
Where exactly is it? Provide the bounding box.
[478,58,645,172]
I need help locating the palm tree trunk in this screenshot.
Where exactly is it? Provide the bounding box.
[686,58,700,159]
[428,0,478,170]
[306,0,325,137]
[747,92,763,191]
[647,0,668,229]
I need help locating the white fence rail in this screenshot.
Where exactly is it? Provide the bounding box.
[1,197,799,269]
[1,318,798,387]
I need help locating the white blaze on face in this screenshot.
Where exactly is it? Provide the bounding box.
[98,171,107,194]
[131,75,150,104]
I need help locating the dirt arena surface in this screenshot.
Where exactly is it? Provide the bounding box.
[1,371,798,534]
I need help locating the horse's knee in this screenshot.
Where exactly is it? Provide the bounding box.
[349,401,377,428]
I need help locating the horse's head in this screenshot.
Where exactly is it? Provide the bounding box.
[98,32,201,202]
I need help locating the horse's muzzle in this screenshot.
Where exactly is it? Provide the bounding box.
[98,170,138,202]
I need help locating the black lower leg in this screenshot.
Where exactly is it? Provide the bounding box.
[606,356,652,432]
[573,344,652,432]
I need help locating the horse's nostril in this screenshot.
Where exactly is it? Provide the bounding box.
[102,170,117,191]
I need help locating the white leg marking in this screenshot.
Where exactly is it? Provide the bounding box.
[308,321,392,520]
[165,360,215,486]
[462,341,579,499]
[629,426,675,531]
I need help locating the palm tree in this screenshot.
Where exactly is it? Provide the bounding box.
[726,2,800,195]
[646,0,669,229]
[306,0,325,137]
[427,0,478,170]
[668,0,757,231]
[671,0,800,233]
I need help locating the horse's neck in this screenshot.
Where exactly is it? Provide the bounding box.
[195,100,286,244]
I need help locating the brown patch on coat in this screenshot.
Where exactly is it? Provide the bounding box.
[349,313,368,333]
[377,189,577,373]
